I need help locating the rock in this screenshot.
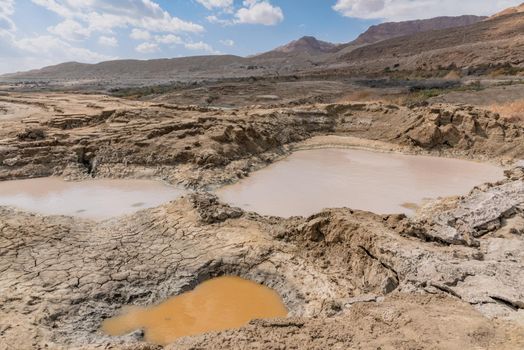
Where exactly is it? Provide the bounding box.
[17,127,46,141]
[256,95,281,101]
[408,123,442,148]
[440,124,462,146]
[189,193,243,224]
[298,217,328,242]
[2,157,19,166]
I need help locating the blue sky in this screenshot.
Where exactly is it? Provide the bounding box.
[0,0,522,74]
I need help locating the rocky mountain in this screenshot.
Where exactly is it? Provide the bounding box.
[350,15,486,46]
[253,36,337,60]
[332,11,524,74]
[491,2,524,18]
[2,8,522,83]
[270,36,336,54]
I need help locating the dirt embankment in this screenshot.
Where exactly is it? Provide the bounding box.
[1,92,524,349]
[1,94,523,188]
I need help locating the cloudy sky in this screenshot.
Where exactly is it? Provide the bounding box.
[0,0,521,74]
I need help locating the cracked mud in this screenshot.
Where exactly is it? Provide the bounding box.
[1,92,524,349]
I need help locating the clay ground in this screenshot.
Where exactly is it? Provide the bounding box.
[0,82,524,350]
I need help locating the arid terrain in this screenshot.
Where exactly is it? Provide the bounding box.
[1,5,524,350]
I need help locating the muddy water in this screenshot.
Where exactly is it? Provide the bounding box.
[217,148,503,217]
[102,276,288,345]
[0,177,185,219]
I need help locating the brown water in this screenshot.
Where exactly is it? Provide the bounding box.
[216,148,503,217]
[0,177,185,219]
[101,276,288,345]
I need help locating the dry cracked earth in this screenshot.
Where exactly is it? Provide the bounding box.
[1,90,524,349]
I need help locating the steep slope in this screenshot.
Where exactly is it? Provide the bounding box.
[491,2,524,18]
[332,12,524,74]
[351,15,485,46]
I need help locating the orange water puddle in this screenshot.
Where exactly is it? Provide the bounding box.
[101,276,288,345]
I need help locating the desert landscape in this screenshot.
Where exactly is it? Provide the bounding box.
[0,1,524,349]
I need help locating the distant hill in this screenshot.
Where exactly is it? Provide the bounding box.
[2,9,522,83]
[255,15,486,61]
[264,36,336,55]
[251,36,339,62]
[491,2,524,18]
[350,15,486,46]
[2,55,247,81]
[333,12,524,73]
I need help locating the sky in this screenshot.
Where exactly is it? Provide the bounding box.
[0,0,522,74]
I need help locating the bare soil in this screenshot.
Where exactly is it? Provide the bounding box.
[0,86,523,350]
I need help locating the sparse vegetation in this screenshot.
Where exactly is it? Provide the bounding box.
[465,63,524,77]
[387,81,485,106]
[109,82,192,99]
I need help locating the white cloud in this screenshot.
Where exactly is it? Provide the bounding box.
[220,39,235,46]
[0,1,114,74]
[48,19,91,41]
[0,0,15,31]
[196,0,233,10]
[32,0,205,34]
[135,42,159,53]
[98,35,118,47]
[235,0,284,25]
[130,28,151,40]
[332,0,523,21]
[206,15,233,25]
[207,0,284,26]
[12,34,113,62]
[155,34,183,44]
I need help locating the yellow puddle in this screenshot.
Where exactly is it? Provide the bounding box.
[101,276,288,345]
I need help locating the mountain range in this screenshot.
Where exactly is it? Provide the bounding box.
[3,4,523,83]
